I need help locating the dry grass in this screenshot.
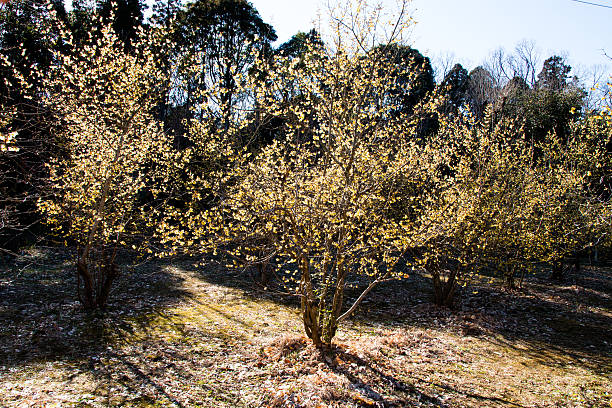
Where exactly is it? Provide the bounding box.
[0,248,610,407]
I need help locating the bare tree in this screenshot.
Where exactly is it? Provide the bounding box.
[513,40,541,86]
[485,41,541,88]
[432,51,458,83]
[575,63,612,111]
[485,47,511,88]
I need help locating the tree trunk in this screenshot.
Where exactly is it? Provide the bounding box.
[550,262,563,281]
[573,258,580,274]
[97,261,119,308]
[505,270,516,289]
[77,258,96,310]
[302,299,322,347]
[501,262,519,289]
[432,268,457,307]
[257,261,272,286]
[299,256,323,347]
[321,264,345,346]
[76,248,119,310]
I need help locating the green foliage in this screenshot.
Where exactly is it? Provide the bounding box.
[369,43,435,116]
[277,29,324,59]
[0,0,66,249]
[172,0,277,128]
[438,63,469,114]
[490,56,585,143]
[537,56,572,92]
[96,0,145,48]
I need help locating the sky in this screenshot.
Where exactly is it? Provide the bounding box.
[248,0,612,77]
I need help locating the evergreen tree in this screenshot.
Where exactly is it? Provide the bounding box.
[174,0,277,129]
[97,0,145,48]
[536,55,572,92]
[439,63,469,114]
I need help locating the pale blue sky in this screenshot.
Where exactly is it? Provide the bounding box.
[249,0,612,75]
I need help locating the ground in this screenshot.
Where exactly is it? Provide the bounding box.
[0,248,610,407]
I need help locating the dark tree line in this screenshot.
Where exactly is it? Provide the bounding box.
[437,56,585,143]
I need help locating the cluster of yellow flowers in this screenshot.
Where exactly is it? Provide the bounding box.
[27,0,611,338]
[0,129,18,153]
[159,0,611,344]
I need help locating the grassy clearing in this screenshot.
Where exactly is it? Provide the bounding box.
[0,248,610,407]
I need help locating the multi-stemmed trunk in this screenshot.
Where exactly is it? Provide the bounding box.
[76,247,119,310]
[299,256,346,348]
[431,267,459,307]
[301,292,343,348]
[504,264,518,289]
[297,251,389,348]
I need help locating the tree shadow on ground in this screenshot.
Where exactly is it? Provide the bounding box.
[76,330,248,407]
[189,258,611,372]
[322,345,444,407]
[319,345,534,408]
[352,266,611,370]
[188,258,302,307]
[1,249,610,406]
[0,248,193,369]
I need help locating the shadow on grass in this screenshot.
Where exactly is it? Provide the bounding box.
[98,349,189,408]
[320,345,527,407]
[321,345,444,407]
[350,266,611,370]
[189,259,611,372]
[188,259,302,308]
[0,248,193,369]
[1,247,610,406]
[76,304,254,407]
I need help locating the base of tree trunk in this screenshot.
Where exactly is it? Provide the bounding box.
[257,262,272,286]
[550,263,564,281]
[432,269,458,307]
[505,273,516,290]
[77,259,119,310]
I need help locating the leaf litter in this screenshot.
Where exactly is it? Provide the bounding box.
[0,248,610,407]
